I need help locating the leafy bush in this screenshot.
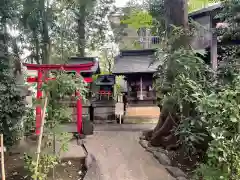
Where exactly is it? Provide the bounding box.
[192,1,240,179]
[193,164,228,180]
[147,1,240,179]
[0,57,26,148]
[194,75,240,179]
[23,106,36,136]
[153,24,213,154]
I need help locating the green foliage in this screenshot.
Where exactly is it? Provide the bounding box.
[99,46,117,73]
[24,153,58,180]
[154,14,240,178]
[23,107,36,136]
[42,70,88,130]
[20,0,56,64]
[114,75,125,100]
[194,75,240,179]
[0,57,26,148]
[24,70,88,180]
[8,0,115,65]
[191,1,240,179]
[58,0,115,55]
[148,0,219,37]
[193,163,228,180]
[188,0,220,12]
[121,10,153,29]
[216,0,240,43]
[154,25,213,154]
[152,2,240,178]
[43,71,88,100]
[148,0,165,37]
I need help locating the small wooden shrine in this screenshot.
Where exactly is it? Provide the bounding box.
[90,74,116,123]
[113,49,158,105]
[95,74,115,100]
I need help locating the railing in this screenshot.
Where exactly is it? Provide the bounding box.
[119,36,161,50]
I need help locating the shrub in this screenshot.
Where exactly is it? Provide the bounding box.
[0,56,26,148]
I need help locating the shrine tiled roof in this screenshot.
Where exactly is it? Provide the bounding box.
[68,57,100,74]
[112,49,159,75]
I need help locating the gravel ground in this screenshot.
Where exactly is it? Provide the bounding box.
[84,124,175,180]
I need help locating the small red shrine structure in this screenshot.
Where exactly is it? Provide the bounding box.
[95,75,115,100]
[24,62,95,135]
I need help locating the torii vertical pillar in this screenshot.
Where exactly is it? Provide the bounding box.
[76,70,82,134]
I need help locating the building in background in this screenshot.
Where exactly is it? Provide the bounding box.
[109,8,160,50]
[113,49,160,123]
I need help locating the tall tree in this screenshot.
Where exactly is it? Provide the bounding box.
[0,1,27,148]
[99,45,118,73]
[148,0,219,35]
[21,0,56,64]
[146,0,189,147]
[164,0,188,29]
[0,0,23,72]
[75,0,93,56]
[61,0,115,56]
[143,0,213,149]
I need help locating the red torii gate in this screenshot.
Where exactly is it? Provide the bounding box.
[23,62,94,135]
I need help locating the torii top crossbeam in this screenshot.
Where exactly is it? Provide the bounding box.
[23,62,95,135]
[24,63,94,71]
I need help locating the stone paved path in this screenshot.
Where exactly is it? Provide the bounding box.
[84,124,175,180]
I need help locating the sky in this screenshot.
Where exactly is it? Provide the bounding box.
[115,0,129,7]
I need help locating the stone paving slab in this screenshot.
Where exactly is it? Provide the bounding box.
[84,124,175,180]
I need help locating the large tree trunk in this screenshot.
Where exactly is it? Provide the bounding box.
[12,38,22,76]
[164,0,188,30]
[165,0,189,49]
[41,0,50,64]
[0,33,8,64]
[149,96,180,148]
[33,30,40,64]
[145,0,188,149]
[0,17,9,67]
[1,17,8,54]
[77,5,86,57]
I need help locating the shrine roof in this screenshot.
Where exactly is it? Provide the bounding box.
[112,49,159,75]
[68,57,101,74]
[189,3,222,19]
[95,75,115,86]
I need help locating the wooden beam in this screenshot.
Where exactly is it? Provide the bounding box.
[27,76,92,83]
[23,62,94,71]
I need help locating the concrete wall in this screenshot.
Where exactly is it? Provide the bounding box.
[93,106,115,122]
[92,105,160,124]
